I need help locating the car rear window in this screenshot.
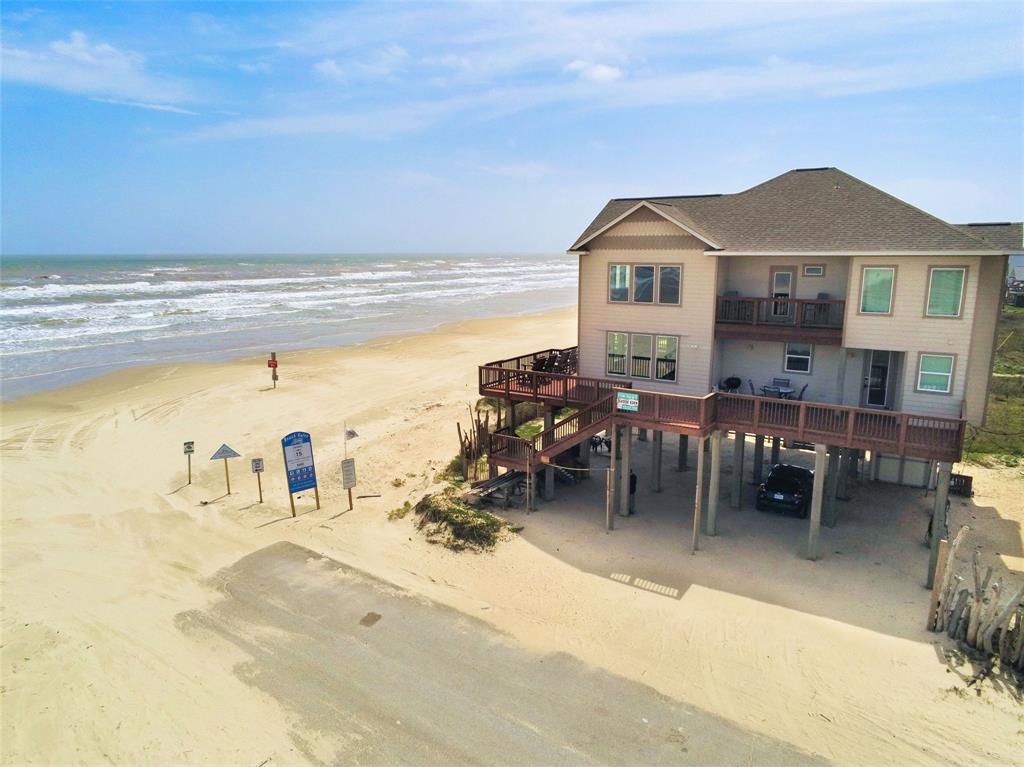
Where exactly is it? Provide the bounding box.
[767,476,803,494]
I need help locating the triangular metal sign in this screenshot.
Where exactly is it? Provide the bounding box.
[210,444,241,460]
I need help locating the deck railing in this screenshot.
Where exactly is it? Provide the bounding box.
[482,346,579,373]
[714,393,964,461]
[716,296,845,329]
[535,395,615,456]
[479,350,625,406]
[488,426,535,468]
[482,348,965,467]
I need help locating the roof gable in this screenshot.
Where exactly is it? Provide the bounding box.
[569,169,1008,255]
[569,199,720,251]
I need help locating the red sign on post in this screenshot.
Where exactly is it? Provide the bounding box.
[267,360,278,368]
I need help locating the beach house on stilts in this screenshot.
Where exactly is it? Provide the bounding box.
[477,168,1022,581]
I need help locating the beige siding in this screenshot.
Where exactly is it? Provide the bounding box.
[579,209,717,395]
[720,255,850,300]
[963,255,1008,425]
[843,256,981,418]
[716,339,847,403]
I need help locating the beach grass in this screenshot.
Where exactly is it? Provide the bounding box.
[966,306,1024,463]
[413,487,509,550]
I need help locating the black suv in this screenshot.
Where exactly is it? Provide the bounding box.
[755,464,814,518]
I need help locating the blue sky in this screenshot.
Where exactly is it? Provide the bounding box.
[2,1,1022,255]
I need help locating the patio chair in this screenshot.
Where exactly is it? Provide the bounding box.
[748,379,756,395]
[796,383,809,401]
[772,377,791,387]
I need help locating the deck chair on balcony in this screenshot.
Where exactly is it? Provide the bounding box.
[772,378,791,387]
[808,292,831,325]
[796,383,809,401]
[748,379,756,395]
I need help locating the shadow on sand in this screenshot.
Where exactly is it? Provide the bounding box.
[500,435,1020,643]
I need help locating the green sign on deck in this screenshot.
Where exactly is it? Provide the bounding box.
[616,391,639,412]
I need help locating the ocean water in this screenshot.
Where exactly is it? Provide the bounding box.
[0,254,578,400]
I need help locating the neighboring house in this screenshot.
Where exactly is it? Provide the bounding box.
[568,168,1018,426]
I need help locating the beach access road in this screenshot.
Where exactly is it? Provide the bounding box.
[177,541,823,766]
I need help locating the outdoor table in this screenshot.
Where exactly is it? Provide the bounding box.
[761,386,795,399]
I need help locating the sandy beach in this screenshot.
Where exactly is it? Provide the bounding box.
[2,305,1022,766]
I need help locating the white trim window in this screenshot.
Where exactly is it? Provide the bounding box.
[803,264,825,277]
[860,266,895,314]
[633,265,655,303]
[606,331,628,375]
[630,333,654,377]
[655,335,679,381]
[606,331,679,382]
[784,343,813,374]
[608,264,630,302]
[926,267,966,317]
[608,263,682,305]
[657,265,681,305]
[917,353,954,393]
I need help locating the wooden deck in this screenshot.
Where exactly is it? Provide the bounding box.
[479,347,628,407]
[482,347,965,471]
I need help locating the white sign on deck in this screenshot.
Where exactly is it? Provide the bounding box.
[251,458,264,473]
[341,457,357,489]
[616,391,640,412]
[210,444,241,460]
[183,441,195,455]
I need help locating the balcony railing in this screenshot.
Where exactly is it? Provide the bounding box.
[716,296,845,328]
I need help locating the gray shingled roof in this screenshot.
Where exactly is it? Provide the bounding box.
[954,222,1023,252]
[570,168,1009,254]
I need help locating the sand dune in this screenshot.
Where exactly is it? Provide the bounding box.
[2,306,1020,765]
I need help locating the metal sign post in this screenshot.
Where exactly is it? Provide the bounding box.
[210,444,241,495]
[281,431,319,516]
[268,352,278,388]
[183,441,195,484]
[341,457,357,510]
[251,458,265,503]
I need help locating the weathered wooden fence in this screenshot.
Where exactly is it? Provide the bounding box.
[927,526,1024,672]
[456,406,491,482]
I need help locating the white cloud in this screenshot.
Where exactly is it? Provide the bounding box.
[1,31,189,105]
[3,7,45,24]
[90,97,197,115]
[359,44,408,76]
[184,98,465,142]
[239,61,271,75]
[566,60,623,83]
[313,58,344,80]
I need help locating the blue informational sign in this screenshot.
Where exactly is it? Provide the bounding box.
[281,431,317,494]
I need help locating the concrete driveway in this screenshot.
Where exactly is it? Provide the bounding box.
[178,541,825,766]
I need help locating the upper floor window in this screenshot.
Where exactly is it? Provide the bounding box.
[926,267,966,317]
[658,266,681,304]
[609,265,630,302]
[860,266,895,314]
[917,353,954,394]
[608,263,682,305]
[633,265,655,303]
